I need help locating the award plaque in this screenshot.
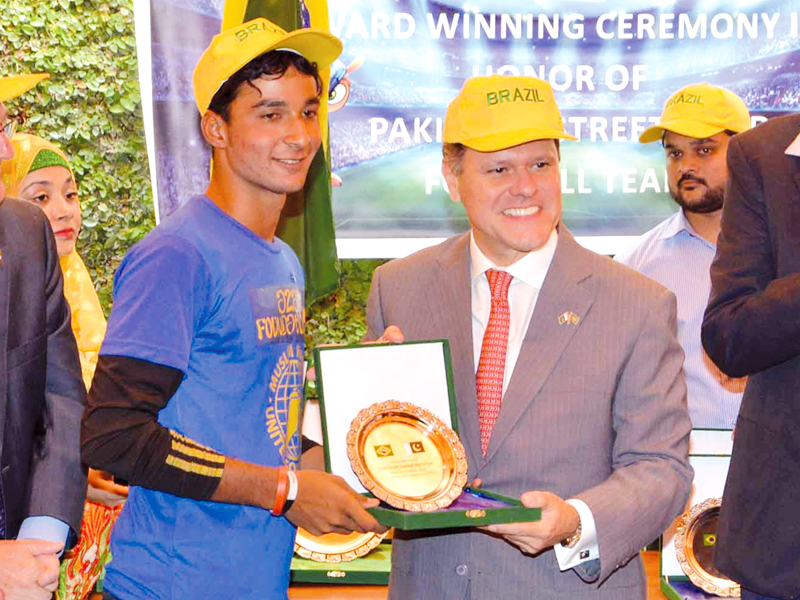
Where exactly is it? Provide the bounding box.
[294,528,388,563]
[314,341,541,529]
[674,497,741,597]
[347,400,468,511]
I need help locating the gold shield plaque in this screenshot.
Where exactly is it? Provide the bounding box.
[294,528,387,563]
[674,497,741,597]
[347,400,468,511]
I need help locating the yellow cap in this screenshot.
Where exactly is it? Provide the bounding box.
[0,73,49,103]
[444,75,577,152]
[193,18,342,115]
[639,83,750,143]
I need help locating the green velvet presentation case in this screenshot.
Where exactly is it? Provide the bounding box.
[314,340,541,530]
[290,542,392,584]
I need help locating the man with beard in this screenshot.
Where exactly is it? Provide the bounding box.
[615,83,750,429]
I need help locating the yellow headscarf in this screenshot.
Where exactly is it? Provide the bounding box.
[1,132,74,197]
[1,133,105,390]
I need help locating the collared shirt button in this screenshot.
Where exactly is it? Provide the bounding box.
[455,563,468,576]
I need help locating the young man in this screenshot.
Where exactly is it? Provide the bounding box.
[366,74,692,599]
[616,83,750,429]
[702,113,800,600]
[81,19,383,600]
[0,73,87,600]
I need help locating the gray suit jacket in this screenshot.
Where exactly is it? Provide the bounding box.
[366,228,692,600]
[0,197,86,544]
[703,113,800,599]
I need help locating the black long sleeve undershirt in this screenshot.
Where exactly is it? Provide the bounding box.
[81,355,225,500]
[82,355,321,500]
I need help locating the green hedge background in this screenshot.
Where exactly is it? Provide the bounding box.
[1,0,381,393]
[1,0,154,310]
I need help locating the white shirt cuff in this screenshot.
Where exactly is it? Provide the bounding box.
[553,498,599,571]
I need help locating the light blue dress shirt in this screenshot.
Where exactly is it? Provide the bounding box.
[17,516,70,550]
[615,210,745,429]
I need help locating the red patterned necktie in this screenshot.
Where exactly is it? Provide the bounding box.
[476,269,513,455]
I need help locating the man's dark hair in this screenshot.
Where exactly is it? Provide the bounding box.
[207,50,322,121]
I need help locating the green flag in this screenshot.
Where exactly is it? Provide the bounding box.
[223,0,340,304]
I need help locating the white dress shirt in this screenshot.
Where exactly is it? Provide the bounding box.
[469,229,599,571]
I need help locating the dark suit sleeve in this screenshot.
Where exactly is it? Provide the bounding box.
[24,216,87,547]
[702,135,800,378]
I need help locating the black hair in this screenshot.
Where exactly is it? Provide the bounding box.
[207,50,323,121]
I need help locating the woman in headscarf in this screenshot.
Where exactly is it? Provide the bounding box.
[1,132,127,600]
[2,132,104,388]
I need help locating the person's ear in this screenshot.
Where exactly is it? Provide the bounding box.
[201,110,228,150]
[442,161,461,203]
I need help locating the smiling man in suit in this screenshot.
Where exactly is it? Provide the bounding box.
[0,73,87,600]
[365,74,693,599]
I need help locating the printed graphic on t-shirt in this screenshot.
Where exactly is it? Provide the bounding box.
[267,342,304,466]
[250,284,305,467]
[250,286,304,344]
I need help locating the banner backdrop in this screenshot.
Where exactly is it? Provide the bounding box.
[143,0,800,256]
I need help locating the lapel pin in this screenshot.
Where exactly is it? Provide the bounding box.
[558,311,580,325]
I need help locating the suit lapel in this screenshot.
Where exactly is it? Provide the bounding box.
[433,235,482,466]
[482,229,596,464]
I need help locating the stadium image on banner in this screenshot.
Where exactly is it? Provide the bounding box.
[144,0,800,256]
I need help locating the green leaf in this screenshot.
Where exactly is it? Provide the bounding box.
[120,96,135,111]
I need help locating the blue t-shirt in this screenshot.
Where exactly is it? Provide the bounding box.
[101,195,305,600]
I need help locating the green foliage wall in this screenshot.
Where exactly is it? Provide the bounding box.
[1,0,154,311]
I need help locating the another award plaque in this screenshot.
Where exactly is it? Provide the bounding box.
[294,528,388,563]
[346,400,468,511]
[674,497,741,597]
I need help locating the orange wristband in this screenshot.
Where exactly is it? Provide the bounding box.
[271,466,289,516]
